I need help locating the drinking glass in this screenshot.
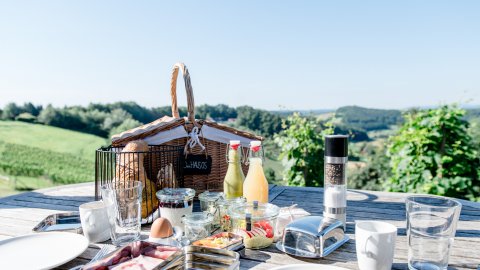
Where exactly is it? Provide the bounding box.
[406,195,461,270]
[101,181,143,246]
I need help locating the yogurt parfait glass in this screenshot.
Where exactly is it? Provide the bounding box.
[156,188,195,229]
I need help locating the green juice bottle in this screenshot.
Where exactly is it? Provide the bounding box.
[223,140,245,199]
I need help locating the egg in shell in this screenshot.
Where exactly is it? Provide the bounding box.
[150,217,174,238]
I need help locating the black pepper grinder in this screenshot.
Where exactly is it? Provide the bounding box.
[323,135,348,230]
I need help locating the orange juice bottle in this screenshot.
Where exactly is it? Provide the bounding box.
[243,141,268,203]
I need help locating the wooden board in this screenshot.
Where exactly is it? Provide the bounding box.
[0,183,478,269]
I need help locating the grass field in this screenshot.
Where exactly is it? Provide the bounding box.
[0,121,107,161]
[0,121,106,197]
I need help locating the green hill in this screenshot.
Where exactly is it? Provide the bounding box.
[336,106,403,131]
[0,121,106,196]
[0,121,107,161]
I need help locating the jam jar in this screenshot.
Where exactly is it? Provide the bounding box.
[198,191,224,228]
[217,197,246,232]
[182,212,214,241]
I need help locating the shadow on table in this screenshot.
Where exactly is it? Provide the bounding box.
[394,263,471,270]
[0,191,94,211]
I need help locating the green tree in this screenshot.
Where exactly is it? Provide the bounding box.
[2,103,21,120]
[348,142,390,191]
[109,118,143,138]
[274,113,333,187]
[236,106,283,137]
[387,105,480,201]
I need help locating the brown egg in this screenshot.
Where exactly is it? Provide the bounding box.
[150,217,173,238]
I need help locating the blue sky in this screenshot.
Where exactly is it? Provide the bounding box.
[0,1,479,110]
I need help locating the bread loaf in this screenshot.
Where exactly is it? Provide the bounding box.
[115,140,158,218]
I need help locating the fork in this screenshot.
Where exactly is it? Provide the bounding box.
[70,244,116,270]
[90,244,116,263]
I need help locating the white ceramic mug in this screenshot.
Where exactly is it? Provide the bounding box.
[79,201,111,243]
[355,220,397,270]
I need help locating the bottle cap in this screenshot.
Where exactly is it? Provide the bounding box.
[229,140,241,150]
[250,141,262,152]
[324,135,348,157]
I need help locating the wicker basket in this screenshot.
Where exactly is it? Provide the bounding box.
[95,144,184,222]
[110,63,263,195]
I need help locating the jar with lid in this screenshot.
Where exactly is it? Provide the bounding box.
[182,212,214,241]
[198,191,224,228]
[228,201,280,249]
[156,188,195,229]
[217,197,246,232]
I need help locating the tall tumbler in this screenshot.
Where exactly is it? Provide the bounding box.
[101,181,143,246]
[406,195,461,270]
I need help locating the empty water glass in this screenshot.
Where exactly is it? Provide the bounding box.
[406,195,461,270]
[101,181,143,246]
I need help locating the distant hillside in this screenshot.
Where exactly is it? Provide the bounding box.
[465,108,480,121]
[336,106,403,131]
[0,121,106,161]
[0,121,106,196]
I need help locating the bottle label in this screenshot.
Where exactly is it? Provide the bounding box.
[325,163,345,185]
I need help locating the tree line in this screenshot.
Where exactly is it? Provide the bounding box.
[0,102,283,138]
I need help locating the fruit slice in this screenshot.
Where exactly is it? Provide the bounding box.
[236,229,253,238]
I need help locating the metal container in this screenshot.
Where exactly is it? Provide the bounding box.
[32,212,82,233]
[183,246,240,270]
[276,216,349,258]
[192,232,244,251]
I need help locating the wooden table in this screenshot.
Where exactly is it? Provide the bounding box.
[0,183,479,269]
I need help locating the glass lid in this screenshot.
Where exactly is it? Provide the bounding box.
[217,197,246,207]
[229,201,280,220]
[183,212,214,225]
[156,188,195,202]
[198,191,224,202]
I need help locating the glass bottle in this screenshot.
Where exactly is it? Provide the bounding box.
[243,141,268,203]
[223,140,245,199]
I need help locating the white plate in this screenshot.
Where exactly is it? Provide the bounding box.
[0,232,89,270]
[271,264,350,270]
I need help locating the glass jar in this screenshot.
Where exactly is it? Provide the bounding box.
[182,212,214,241]
[217,197,246,232]
[198,191,224,227]
[156,188,195,229]
[228,201,280,249]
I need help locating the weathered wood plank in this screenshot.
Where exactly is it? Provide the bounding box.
[0,182,478,270]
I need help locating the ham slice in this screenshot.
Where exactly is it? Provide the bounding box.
[109,255,162,270]
[83,241,180,270]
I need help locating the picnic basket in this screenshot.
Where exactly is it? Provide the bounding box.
[109,62,263,195]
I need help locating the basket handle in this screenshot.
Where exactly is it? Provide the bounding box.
[170,62,197,125]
